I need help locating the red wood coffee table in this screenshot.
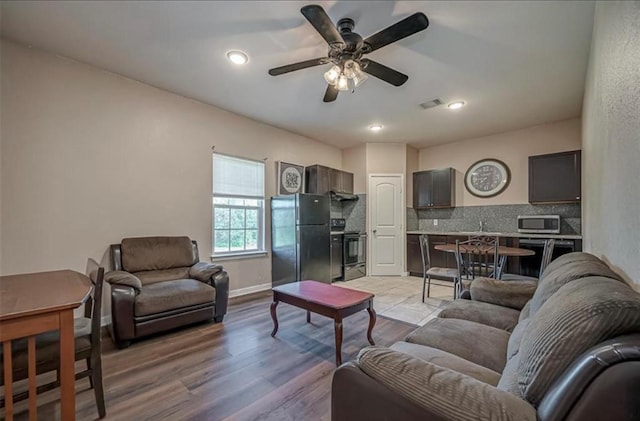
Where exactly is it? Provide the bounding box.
[270,280,376,366]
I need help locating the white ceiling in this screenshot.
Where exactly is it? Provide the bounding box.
[0,1,595,149]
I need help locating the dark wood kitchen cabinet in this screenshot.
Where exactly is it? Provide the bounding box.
[413,168,455,209]
[306,165,354,194]
[529,150,581,204]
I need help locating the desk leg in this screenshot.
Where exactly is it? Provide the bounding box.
[270,299,279,337]
[366,301,377,346]
[306,310,311,323]
[59,309,75,421]
[334,318,343,366]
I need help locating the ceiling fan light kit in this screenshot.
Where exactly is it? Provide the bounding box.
[269,4,429,102]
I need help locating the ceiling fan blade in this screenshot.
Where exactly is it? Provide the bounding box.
[363,12,429,53]
[268,58,329,76]
[301,5,345,47]
[323,84,339,102]
[361,59,408,86]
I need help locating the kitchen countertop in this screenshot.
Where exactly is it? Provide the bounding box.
[406,230,582,240]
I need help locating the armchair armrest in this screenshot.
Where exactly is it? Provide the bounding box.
[212,270,229,321]
[470,277,537,310]
[189,262,223,282]
[105,270,142,292]
[354,346,536,421]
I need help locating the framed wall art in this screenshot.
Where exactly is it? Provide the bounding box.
[277,161,305,195]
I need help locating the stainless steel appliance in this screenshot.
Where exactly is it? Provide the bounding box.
[331,218,345,281]
[517,238,578,277]
[343,232,366,281]
[517,215,561,234]
[271,194,331,286]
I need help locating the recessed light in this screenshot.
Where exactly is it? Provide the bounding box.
[369,124,383,132]
[447,101,466,110]
[226,51,248,65]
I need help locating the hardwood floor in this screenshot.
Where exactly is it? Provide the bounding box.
[9,291,415,421]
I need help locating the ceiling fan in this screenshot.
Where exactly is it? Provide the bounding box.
[268,5,429,102]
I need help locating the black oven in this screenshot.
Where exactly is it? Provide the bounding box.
[517,238,577,277]
[343,232,366,281]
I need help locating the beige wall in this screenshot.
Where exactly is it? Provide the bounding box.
[405,146,418,207]
[418,118,581,206]
[582,2,639,288]
[365,143,407,174]
[0,41,342,295]
[342,143,367,194]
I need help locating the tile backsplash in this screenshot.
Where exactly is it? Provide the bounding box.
[407,203,581,235]
[336,194,366,233]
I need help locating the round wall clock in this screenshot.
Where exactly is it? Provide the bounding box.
[464,158,511,198]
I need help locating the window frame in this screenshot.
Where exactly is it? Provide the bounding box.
[212,153,266,258]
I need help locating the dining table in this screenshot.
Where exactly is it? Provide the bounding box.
[0,270,92,421]
[434,243,535,279]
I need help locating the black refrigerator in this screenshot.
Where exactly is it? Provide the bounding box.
[271,193,331,287]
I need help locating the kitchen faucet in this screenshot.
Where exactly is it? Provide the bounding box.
[479,219,484,232]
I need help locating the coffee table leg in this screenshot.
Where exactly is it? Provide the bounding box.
[270,300,279,337]
[367,301,377,345]
[334,318,343,366]
[306,310,311,323]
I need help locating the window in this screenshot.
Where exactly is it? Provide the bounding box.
[212,153,265,256]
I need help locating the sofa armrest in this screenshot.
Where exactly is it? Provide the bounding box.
[105,270,142,292]
[354,346,536,421]
[110,284,137,343]
[470,277,537,310]
[189,262,223,282]
[212,270,229,321]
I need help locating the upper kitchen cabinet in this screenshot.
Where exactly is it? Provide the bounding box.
[413,168,455,209]
[529,150,581,204]
[306,164,354,194]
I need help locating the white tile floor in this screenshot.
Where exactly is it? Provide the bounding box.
[335,275,454,326]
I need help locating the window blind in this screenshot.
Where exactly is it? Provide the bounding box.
[212,153,264,199]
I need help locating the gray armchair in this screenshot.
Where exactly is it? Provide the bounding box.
[105,236,229,348]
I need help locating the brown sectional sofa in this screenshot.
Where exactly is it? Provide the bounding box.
[105,236,229,348]
[332,253,640,421]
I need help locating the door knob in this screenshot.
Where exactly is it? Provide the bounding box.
[373,229,377,234]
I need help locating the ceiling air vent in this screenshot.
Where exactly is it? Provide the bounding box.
[419,98,442,110]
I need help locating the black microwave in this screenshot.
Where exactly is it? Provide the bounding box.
[517,215,560,234]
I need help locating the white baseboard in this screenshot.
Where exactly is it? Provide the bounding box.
[229,282,272,298]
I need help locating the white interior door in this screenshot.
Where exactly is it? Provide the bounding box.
[369,174,404,276]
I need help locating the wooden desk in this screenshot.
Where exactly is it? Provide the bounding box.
[270,281,376,366]
[0,270,91,421]
[434,244,535,279]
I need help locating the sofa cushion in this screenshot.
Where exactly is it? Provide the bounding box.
[497,353,523,398]
[390,341,501,386]
[405,318,510,373]
[470,277,537,310]
[540,252,602,278]
[134,267,191,286]
[518,277,640,406]
[189,262,223,282]
[135,279,215,317]
[357,346,537,421]
[518,301,531,322]
[529,260,622,315]
[439,299,520,332]
[507,318,530,360]
[121,236,196,272]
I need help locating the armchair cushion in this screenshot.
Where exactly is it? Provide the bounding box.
[121,236,196,272]
[134,267,190,286]
[470,277,537,310]
[357,346,537,421]
[439,299,521,332]
[134,279,215,317]
[189,262,223,283]
[518,277,640,406]
[104,270,142,292]
[405,318,510,373]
